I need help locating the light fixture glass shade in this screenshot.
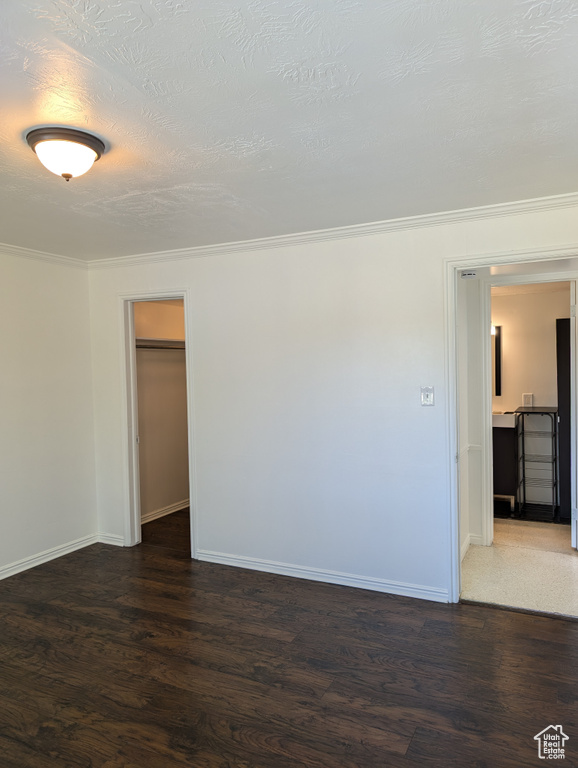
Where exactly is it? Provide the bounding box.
[26,127,105,180]
[34,139,98,179]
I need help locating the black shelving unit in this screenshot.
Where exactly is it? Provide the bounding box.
[516,407,559,520]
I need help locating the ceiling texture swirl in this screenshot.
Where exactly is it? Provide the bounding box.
[2,0,578,260]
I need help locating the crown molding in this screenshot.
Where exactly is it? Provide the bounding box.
[0,242,88,270]
[88,190,578,270]
[3,191,578,271]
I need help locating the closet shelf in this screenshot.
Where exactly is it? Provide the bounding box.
[524,477,557,488]
[135,337,185,350]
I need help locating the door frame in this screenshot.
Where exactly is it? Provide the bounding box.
[120,288,197,556]
[445,245,578,602]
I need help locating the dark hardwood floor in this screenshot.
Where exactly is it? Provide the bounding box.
[140,507,191,555]
[0,511,577,767]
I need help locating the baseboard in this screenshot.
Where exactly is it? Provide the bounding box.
[97,533,125,547]
[0,534,100,581]
[141,499,189,525]
[460,533,485,562]
[196,550,449,603]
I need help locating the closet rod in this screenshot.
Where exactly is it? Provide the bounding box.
[135,338,185,350]
[136,345,185,350]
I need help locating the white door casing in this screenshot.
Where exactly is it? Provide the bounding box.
[447,247,578,602]
[120,289,197,556]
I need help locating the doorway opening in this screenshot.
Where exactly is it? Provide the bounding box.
[124,296,194,557]
[451,256,578,617]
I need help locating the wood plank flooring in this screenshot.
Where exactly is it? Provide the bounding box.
[0,510,577,766]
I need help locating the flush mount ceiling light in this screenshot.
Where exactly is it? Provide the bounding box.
[26,127,105,181]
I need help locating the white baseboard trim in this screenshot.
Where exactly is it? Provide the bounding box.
[97,533,125,547]
[460,533,486,562]
[196,549,449,603]
[0,534,100,581]
[141,499,189,525]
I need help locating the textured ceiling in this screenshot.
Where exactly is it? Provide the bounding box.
[2,0,578,261]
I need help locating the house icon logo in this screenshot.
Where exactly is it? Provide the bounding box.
[534,725,569,759]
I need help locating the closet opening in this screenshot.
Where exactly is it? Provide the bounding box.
[125,297,193,557]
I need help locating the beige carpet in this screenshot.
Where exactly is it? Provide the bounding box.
[461,519,578,617]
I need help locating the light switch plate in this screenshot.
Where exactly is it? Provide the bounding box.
[421,386,434,406]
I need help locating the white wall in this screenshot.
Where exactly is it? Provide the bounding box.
[492,285,570,413]
[88,202,578,601]
[136,347,189,521]
[0,251,97,575]
[457,278,485,557]
[466,280,485,547]
[457,276,470,558]
[134,300,185,340]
